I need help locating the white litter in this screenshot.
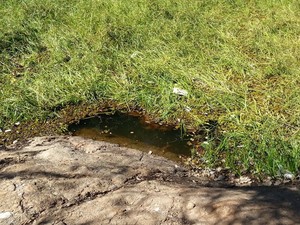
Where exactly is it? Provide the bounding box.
[173,87,188,96]
[184,106,192,112]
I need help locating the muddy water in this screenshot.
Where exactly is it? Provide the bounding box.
[69,112,191,161]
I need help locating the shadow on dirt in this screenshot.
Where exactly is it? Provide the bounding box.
[180,185,300,225]
[1,136,299,225]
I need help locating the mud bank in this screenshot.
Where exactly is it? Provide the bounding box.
[0,136,299,225]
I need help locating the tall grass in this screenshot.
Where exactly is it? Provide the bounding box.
[1,0,299,177]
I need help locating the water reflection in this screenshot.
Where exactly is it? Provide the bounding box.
[68,112,191,161]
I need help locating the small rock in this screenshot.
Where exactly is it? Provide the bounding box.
[215,175,226,181]
[186,202,196,210]
[274,180,282,186]
[13,140,18,145]
[284,172,294,180]
[55,222,67,225]
[236,176,252,186]
[0,211,13,219]
[283,179,292,184]
[263,177,273,186]
[130,131,134,134]
[0,129,2,133]
[174,164,187,172]
[4,129,12,133]
[263,180,273,186]
[216,167,222,172]
[187,141,193,146]
[148,151,152,155]
[153,207,160,212]
[15,122,20,126]
[154,187,160,192]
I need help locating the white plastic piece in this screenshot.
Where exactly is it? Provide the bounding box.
[173,87,188,96]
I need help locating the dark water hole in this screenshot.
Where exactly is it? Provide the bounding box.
[68,112,192,161]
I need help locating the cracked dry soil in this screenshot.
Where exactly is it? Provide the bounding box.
[0,136,300,225]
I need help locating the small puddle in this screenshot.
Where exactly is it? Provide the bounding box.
[69,112,192,161]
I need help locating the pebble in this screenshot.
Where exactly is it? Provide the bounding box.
[4,129,12,133]
[0,129,2,133]
[283,179,292,184]
[274,180,282,186]
[215,175,226,181]
[235,176,252,186]
[263,177,273,186]
[284,172,294,180]
[0,211,13,219]
[187,202,196,210]
[153,207,160,212]
[216,167,222,172]
[174,165,187,172]
[263,180,273,186]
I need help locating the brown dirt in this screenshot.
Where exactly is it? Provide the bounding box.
[1,136,299,225]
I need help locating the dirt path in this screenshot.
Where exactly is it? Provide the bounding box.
[0,136,299,225]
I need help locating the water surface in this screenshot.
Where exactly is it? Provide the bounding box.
[69,112,191,161]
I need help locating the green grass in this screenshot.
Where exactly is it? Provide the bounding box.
[1,0,299,178]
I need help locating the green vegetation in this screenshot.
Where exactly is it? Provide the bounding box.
[1,0,299,178]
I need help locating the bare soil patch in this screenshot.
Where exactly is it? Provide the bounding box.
[0,136,299,225]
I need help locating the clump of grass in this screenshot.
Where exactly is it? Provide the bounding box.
[0,0,299,178]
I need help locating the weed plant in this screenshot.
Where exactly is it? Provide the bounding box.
[0,0,299,178]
